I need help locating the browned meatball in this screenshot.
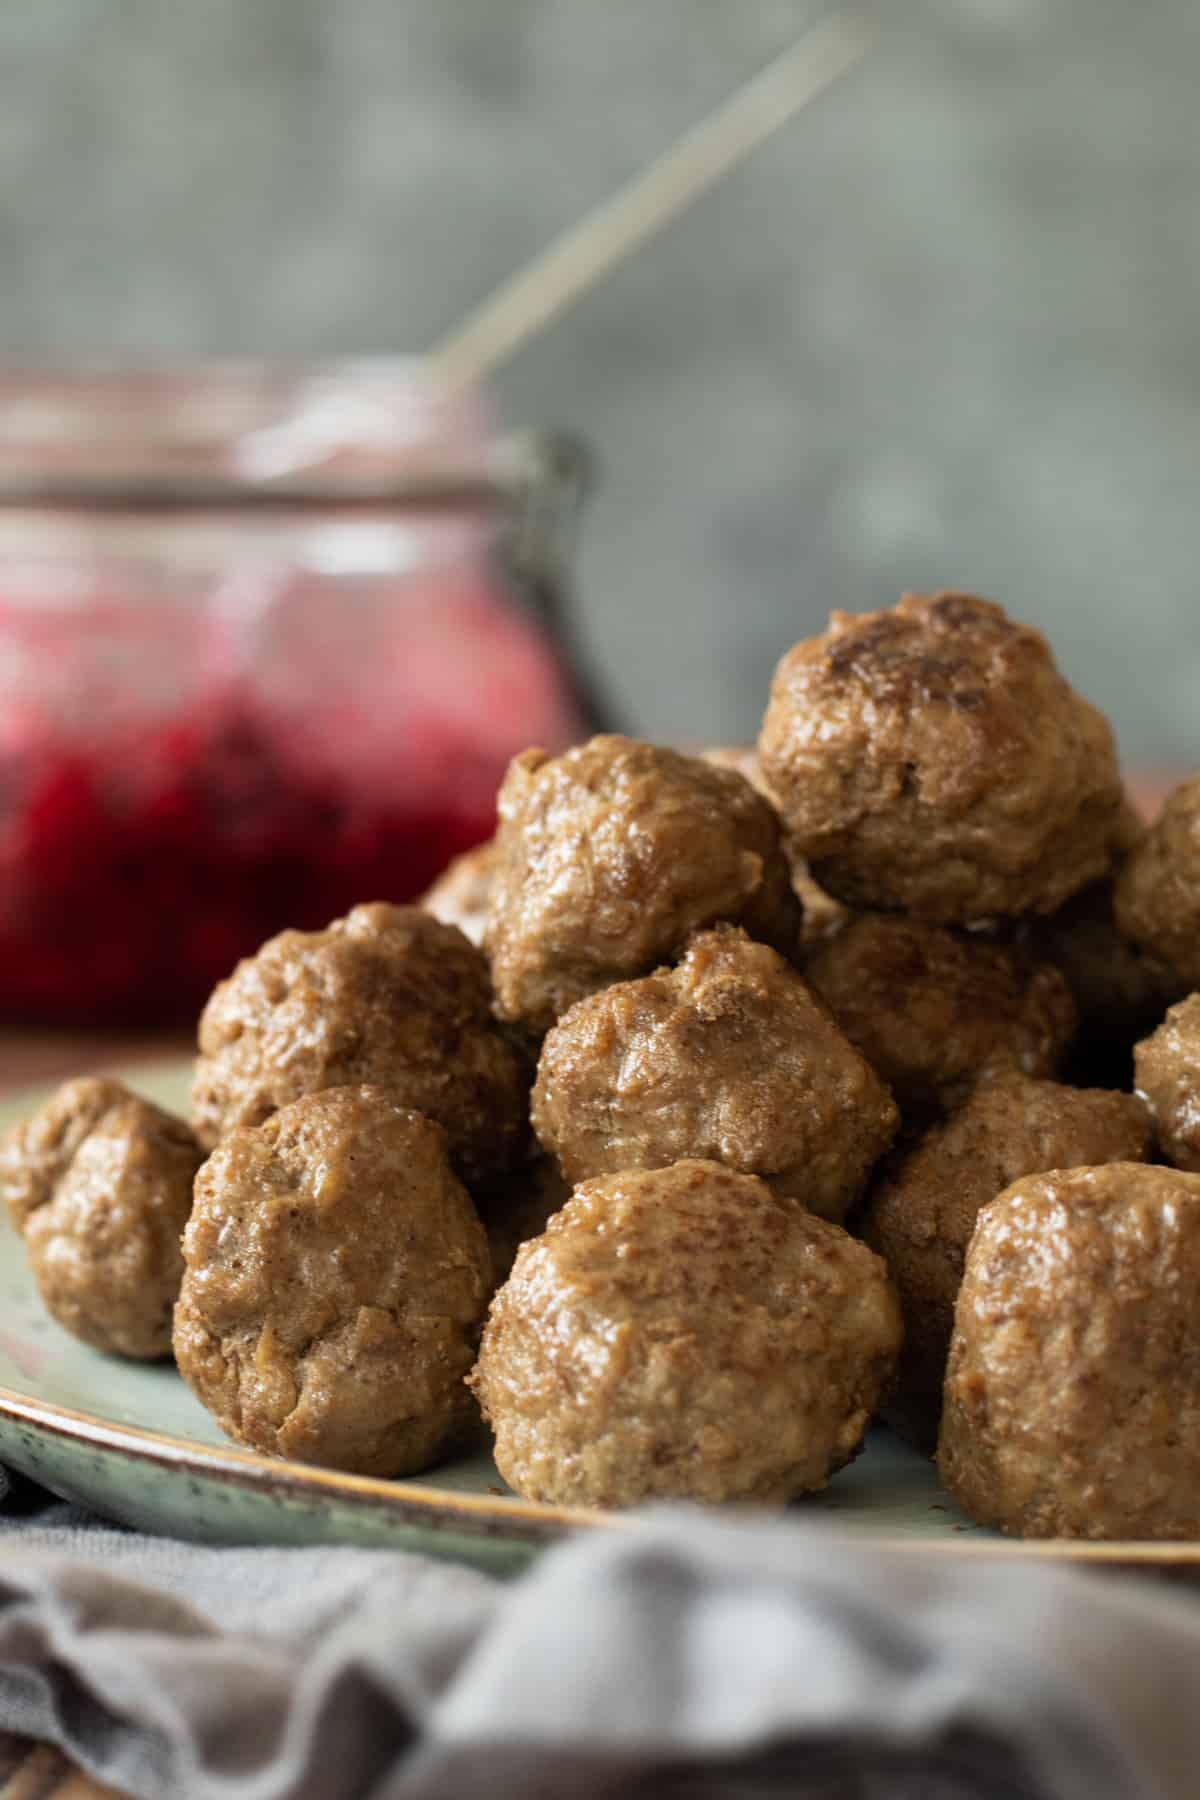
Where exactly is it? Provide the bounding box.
[698,743,767,791]
[0,1074,132,1233]
[1134,994,1200,1171]
[804,913,1077,1118]
[1031,879,1177,1075]
[1116,775,1200,991]
[862,1074,1152,1449]
[938,1164,1200,1539]
[788,875,853,949]
[0,1077,202,1359]
[174,1086,492,1476]
[474,1155,571,1286]
[532,925,897,1222]
[700,745,850,944]
[758,593,1125,922]
[1112,793,1150,856]
[420,839,498,947]
[191,902,530,1183]
[471,1160,901,1508]
[485,736,802,1034]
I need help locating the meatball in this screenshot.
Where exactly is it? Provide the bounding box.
[758,592,1125,922]
[1,1074,133,1234]
[191,902,530,1183]
[804,913,1077,1119]
[1031,879,1177,1078]
[698,743,767,792]
[938,1163,1200,1539]
[474,1155,571,1286]
[862,1074,1152,1449]
[471,1160,901,1508]
[485,735,802,1034]
[700,745,850,944]
[0,1077,203,1359]
[420,839,498,947]
[1116,775,1200,991]
[532,925,897,1222]
[174,1086,492,1476]
[1134,994,1200,1172]
[789,875,853,949]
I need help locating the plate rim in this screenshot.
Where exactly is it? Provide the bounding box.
[0,1378,597,1546]
[5,1379,1200,1566]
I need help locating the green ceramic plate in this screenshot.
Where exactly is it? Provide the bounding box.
[0,1063,1193,1576]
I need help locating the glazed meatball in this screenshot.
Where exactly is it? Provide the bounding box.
[532,925,897,1222]
[862,1074,1152,1449]
[1134,994,1200,1172]
[474,1156,571,1286]
[470,1160,901,1508]
[174,1086,492,1476]
[804,913,1077,1118]
[485,736,802,1034]
[758,593,1125,922]
[0,1077,203,1359]
[1031,879,1177,1076]
[938,1163,1200,1539]
[1116,775,1200,991]
[192,902,529,1183]
[420,839,498,947]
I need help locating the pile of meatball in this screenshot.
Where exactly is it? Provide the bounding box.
[8,590,1200,1540]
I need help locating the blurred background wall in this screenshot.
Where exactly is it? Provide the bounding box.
[1,0,1196,765]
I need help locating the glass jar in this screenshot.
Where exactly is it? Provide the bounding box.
[0,365,596,1024]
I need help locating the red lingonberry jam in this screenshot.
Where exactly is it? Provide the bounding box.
[0,571,581,1023]
[0,367,591,1023]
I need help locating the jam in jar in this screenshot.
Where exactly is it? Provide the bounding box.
[0,366,594,1021]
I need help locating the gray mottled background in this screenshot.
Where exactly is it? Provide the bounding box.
[1,0,1197,765]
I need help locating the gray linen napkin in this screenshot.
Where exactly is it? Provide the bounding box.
[1,1495,1198,1800]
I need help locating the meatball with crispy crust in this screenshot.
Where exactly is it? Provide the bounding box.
[758,593,1125,923]
[1134,993,1200,1172]
[862,1074,1152,1449]
[420,839,498,947]
[1,1077,203,1359]
[484,736,802,1034]
[804,914,1076,1119]
[938,1163,1200,1539]
[191,903,530,1183]
[470,1159,901,1509]
[174,1087,492,1476]
[532,925,897,1222]
[1116,775,1200,992]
